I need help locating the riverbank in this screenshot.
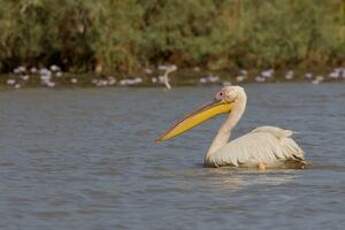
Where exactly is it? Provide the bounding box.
[1,66,344,89]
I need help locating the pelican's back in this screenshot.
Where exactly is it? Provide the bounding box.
[207,126,305,168]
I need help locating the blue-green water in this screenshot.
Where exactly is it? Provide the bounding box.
[0,84,345,229]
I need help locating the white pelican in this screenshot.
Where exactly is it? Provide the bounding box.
[156,86,306,169]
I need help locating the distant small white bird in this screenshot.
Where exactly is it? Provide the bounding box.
[222,81,232,86]
[144,68,153,75]
[13,68,21,75]
[126,79,136,86]
[55,72,63,78]
[208,75,220,83]
[119,79,128,86]
[199,77,207,84]
[158,64,177,89]
[193,67,201,72]
[40,74,51,81]
[6,79,16,85]
[255,76,265,83]
[21,75,30,81]
[107,76,116,85]
[328,68,345,80]
[151,77,158,83]
[312,76,324,85]
[50,65,61,72]
[30,67,38,74]
[134,77,143,84]
[46,81,56,88]
[304,73,313,80]
[14,83,21,89]
[240,69,248,76]
[285,70,294,80]
[98,80,108,86]
[261,69,274,78]
[328,71,339,79]
[39,68,51,77]
[236,75,246,82]
[70,78,78,84]
[199,75,220,84]
[13,66,26,74]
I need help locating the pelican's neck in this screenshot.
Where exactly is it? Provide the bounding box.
[205,90,247,162]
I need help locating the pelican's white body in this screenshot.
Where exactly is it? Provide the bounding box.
[204,126,304,168]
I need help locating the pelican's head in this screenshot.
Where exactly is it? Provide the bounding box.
[215,86,244,103]
[156,86,243,143]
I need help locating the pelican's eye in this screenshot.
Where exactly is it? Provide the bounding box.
[216,91,224,100]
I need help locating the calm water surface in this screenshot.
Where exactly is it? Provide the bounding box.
[0,84,345,230]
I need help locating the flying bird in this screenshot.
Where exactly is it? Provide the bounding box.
[156,86,306,169]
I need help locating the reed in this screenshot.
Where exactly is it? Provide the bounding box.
[0,0,343,73]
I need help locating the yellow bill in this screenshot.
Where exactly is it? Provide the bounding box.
[156,100,233,143]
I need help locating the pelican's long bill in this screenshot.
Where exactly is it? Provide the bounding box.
[156,100,233,143]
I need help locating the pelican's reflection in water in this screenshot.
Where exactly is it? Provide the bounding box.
[178,167,300,193]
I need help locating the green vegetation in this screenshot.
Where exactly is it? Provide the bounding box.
[0,0,344,74]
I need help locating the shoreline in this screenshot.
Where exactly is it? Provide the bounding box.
[1,67,344,89]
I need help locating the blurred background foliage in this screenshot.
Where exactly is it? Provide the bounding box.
[0,0,344,73]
